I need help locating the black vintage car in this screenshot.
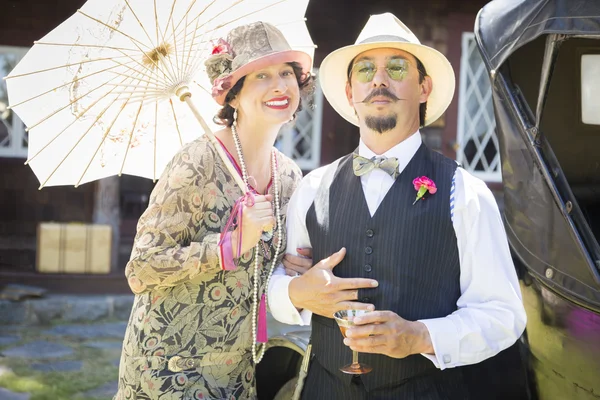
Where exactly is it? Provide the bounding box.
[475,0,600,398]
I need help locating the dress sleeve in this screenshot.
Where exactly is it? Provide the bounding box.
[125,142,223,294]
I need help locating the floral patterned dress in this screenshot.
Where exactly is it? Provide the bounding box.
[114,134,302,400]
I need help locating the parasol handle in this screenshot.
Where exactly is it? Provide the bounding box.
[176,86,213,136]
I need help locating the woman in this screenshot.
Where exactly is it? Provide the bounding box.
[115,21,313,400]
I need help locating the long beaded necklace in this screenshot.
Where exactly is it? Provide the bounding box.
[231,118,282,364]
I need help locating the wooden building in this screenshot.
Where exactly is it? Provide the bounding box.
[0,0,494,293]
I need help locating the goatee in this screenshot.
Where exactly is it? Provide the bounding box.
[365,116,397,134]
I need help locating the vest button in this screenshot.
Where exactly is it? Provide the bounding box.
[365,246,373,255]
[364,264,372,272]
[366,229,374,238]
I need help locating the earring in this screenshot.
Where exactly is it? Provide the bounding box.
[233,109,238,127]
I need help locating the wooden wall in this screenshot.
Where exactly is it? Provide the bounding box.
[0,160,94,272]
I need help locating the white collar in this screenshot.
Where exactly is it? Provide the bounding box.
[358,130,422,173]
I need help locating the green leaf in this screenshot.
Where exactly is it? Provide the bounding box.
[201,325,228,338]
[163,304,202,338]
[200,308,230,330]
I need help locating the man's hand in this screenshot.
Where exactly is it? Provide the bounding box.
[288,247,379,318]
[283,248,313,276]
[343,311,434,359]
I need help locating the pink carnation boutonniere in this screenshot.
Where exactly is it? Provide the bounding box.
[412,176,437,205]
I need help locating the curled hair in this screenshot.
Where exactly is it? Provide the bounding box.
[215,62,314,127]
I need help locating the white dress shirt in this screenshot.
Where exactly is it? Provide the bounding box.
[268,131,527,370]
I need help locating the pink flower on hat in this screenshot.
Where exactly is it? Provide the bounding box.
[211,75,233,97]
[211,38,232,56]
[412,176,437,205]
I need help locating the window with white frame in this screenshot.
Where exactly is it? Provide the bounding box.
[276,68,323,171]
[0,46,28,159]
[456,33,501,182]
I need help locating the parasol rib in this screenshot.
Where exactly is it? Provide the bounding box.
[193,81,213,96]
[172,0,291,47]
[36,72,147,188]
[78,10,177,84]
[77,10,152,50]
[9,62,141,110]
[180,12,189,83]
[4,55,132,80]
[25,72,146,165]
[165,0,203,44]
[26,73,129,132]
[182,14,202,84]
[33,41,139,53]
[154,100,157,181]
[169,98,184,147]
[171,11,181,83]
[213,0,289,29]
[185,40,213,84]
[109,57,168,84]
[169,0,244,45]
[159,0,178,46]
[110,48,173,91]
[123,0,157,49]
[75,97,133,187]
[153,0,160,45]
[178,18,311,48]
[104,73,163,88]
[39,100,114,189]
[119,85,149,176]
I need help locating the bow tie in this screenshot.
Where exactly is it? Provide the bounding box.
[352,153,400,179]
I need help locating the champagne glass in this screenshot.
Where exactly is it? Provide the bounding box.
[333,309,373,374]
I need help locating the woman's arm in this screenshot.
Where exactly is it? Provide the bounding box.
[125,142,223,294]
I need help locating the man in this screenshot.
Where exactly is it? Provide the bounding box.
[268,13,528,399]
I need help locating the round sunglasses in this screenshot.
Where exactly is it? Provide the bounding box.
[350,58,423,83]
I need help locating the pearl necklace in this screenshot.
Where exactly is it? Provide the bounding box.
[231,122,282,364]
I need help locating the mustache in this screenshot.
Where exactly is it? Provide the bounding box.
[355,88,400,104]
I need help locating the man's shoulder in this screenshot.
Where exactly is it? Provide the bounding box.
[456,167,491,191]
[454,168,499,213]
[425,146,460,170]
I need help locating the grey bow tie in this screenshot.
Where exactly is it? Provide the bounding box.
[352,153,400,179]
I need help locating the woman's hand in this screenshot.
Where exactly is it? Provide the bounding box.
[232,194,275,257]
[283,248,313,276]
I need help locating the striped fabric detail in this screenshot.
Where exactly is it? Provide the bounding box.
[306,145,461,392]
[450,172,456,222]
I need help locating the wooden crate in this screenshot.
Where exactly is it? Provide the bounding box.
[36,223,111,274]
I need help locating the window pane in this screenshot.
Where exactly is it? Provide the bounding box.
[0,46,28,158]
[456,33,501,182]
[275,69,323,171]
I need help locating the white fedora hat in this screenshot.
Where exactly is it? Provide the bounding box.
[319,13,455,127]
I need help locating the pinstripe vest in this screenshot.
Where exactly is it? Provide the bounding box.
[306,144,462,391]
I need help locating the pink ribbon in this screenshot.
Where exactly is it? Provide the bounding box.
[218,191,256,267]
[219,190,268,343]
